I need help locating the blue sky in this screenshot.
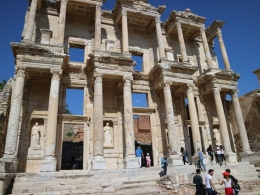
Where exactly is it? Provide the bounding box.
[1,0,260,114]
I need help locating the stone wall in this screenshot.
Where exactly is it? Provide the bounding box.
[0,79,12,157]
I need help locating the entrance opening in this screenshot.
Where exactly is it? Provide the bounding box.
[133,115,153,167]
[188,127,194,155]
[65,88,84,115]
[61,124,84,170]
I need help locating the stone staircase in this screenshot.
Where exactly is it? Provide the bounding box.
[4,162,260,195]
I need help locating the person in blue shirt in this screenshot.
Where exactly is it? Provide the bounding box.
[161,154,168,176]
[197,148,206,171]
[135,146,144,167]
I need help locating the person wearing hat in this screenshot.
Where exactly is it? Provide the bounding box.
[135,146,144,168]
[146,153,151,167]
[218,171,233,195]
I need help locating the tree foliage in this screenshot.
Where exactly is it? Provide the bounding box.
[0,80,7,91]
[64,103,72,114]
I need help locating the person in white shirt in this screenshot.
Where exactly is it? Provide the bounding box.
[218,171,233,195]
[205,169,217,195]
[216,147,222,166]
[220,145,226,165]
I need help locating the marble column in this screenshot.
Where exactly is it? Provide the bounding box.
[41,69,62,172]
[3,68,25,157]
[216,28,231,70]
[162,82,183,166]
[24,0,38,41]
[200,28,212,67]
[57,0,68,46]
[155,16,165,59]
[122,10,129,53]
[231,89,251,153]
[123,76,139,168]
[212,87,236,162]
[186,84,202,153]
[176,21,188,62]
[94,4,102,49]
[92,74,106,169]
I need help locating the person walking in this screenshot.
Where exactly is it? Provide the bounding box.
[218,171,233,195]
[206,145,214,165]
[193,168,206,195]
[161,154,168,176]
[146,153,151,167]
[197,148,206,171]
[135,146,144,168]
[216,146,222,166]
[180,147,189,165]
[226,169,240,195]
[205,169,217,195]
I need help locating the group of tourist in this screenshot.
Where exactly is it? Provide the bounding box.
[193,168,240,195]
[207,144,227,166]
[135,146,151,168]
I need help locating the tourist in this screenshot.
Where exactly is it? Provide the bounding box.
[161,154,168,176]
[218,171,233,195]
[220,145,226,165]
[180,147,189,165]
[206,144,214,165]
[216,146,222,166]
[135,146,144,168]
[146,153,151,167]
[193,168,206,195]
[226,169,240,194]
[205,169,217,195]
[197,148,206,171]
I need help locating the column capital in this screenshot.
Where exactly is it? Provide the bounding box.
[15,67,26,78]
[212,87,221,96]
[61,0,68,3]
[200,27,206,33]
[216,28,222,37]
[94,73,103,83]
[176,20,181,28]
[159,81,172,89]
[186,83,194,93]
[121,9,127,16]
[51,69,62,80]
[155,15,161,23]
[96,4,102,10]
[231,89,239,97]
[122,76,133,85]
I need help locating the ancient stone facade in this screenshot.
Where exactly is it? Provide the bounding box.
[0,0,254,172]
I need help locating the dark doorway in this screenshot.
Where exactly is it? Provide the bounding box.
[61,141,83,170]
[135,142,153,167]
[188,127,194,155]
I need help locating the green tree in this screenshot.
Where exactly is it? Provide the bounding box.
[64,103,72,114]
[0,80,7,91]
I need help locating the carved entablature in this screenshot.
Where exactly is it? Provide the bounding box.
[206,20,225,42]
[197,68,239,94]
[132,80,150,93]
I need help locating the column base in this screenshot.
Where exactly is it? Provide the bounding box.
[92,156,106,170]
[168,155,183,167]
[225,152,237,163]
[41,157,57,172]
[124,156,139,169]
[0,156,18,173]
[240,151,259,162]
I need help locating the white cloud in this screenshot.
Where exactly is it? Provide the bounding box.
[134,99,141,103]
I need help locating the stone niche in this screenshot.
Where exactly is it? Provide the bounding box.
[26,118,45,173]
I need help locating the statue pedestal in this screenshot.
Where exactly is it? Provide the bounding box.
[92,156,106,170]
[124,156,139,169]
[168,155,183,167]
[0,156,18,173]
[41,156,57,172]
[26,147,44,172]
[226,152,237,163]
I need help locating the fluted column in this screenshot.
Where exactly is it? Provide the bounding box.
[200,28,212,67]
[93,74,104,156]
[186,84,201,154]
[231,89,251,152]
[123,76,139,168]
[216,28,231,70]
[212,87,231,151]
[123,76,135,157]
[162,82,179,154]
[155,16,165,59]
[176,21,187,62]
[3,68,25,156]
[57,0,68,45]
[122,10,129,53]
[94,4,102,49]
[45,69,62,158]
[24,0,38,41]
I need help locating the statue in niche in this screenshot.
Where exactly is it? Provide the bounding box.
[213,128,221,146]
[73,125,78,135]
[103,123,113,147]
[31,122,41,149]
